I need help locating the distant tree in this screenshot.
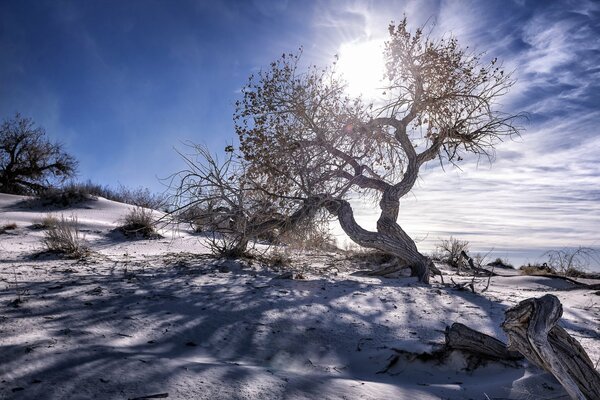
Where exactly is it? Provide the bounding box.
[0,114,77,194]
[234,18,524,282]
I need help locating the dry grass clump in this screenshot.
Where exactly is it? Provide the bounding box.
[42,215,88,257]
[276,221,338,252]
[30,214,59,230]
[117,207,160,239]
[519,263,555,276]
[278,230,337,252]
[206,232,251,259]
[0,222,17,234]
[343,248,409,276]
[344,248,399,265]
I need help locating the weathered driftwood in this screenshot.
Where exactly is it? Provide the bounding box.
[502,294,600,400]
[445,322,522,361]
[378,323,521,374]
[459,250,498,276]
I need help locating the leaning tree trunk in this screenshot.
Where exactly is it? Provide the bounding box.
[324,197,431,283]
[502,294,600,400]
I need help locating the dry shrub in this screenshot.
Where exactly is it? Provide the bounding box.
[30,214,59,230]
[487,257,514,269]
[0,222,17,234]
[519,263,555,276]
[205,231,251,259]
[118,207,159,239]
[42,215,88,257]
[345,248,399,265]
[344,248,408,273]
[30,181,166,209]
[543,247,599,277]
[34,185,95,207]
[435,237,470,268]
[107,184,166,209]
[263,247,294,270]
[277,220,337,252]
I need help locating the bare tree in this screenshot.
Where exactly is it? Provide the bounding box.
[0,114,77,194]
[436,236,470,271]
[234,19,523,282]
[165,143,325,257]
[543,247,600,277]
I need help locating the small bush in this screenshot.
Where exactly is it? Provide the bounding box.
[487,257,514,269]
[519,263,555,275]
[113,185,166,210]
[277,224,338,252]
[543,247,599,277]
[436,237,470,268]
[30,214,59,230]
[0,222,17,234]
[117,207,159,239]
[29,181,166,209]
[42,215,88,257]
[35,185,94,207]
[206,232,250,258]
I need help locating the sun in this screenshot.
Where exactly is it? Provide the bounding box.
[335,39,386,99]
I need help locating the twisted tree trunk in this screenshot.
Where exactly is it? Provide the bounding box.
[324,197,431,283]
[502,294,600,400]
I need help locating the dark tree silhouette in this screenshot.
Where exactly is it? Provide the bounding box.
[234,19,524,282]
[0,114,77,194]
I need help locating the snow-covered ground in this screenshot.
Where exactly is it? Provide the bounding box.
[1,193,598,400]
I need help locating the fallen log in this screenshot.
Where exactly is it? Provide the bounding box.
[502,294,600,400]
[445,323,522,361]
[378,323,522,374]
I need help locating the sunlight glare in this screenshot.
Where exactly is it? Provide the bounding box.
[336,39,386,99]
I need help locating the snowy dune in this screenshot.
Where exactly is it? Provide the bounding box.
[1,193,599,399]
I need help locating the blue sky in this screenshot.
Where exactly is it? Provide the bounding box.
[1,0,599,266]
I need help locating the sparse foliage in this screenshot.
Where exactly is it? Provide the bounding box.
[35,184,94,207]
[234,18,523,282]
[118,207,159,239]
[33,214,59,230]
[436,236,470,268]
[42,215,88,257]
[33,180,166,209]
[105,183,166,210]
[166,143,326,256]
[206,231,255,259]
[0,114,77,194]
[276,214,337,251]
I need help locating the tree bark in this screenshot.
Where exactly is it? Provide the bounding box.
[323,197,431,282]
[502,294,600,400]
[445,323,522,361]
